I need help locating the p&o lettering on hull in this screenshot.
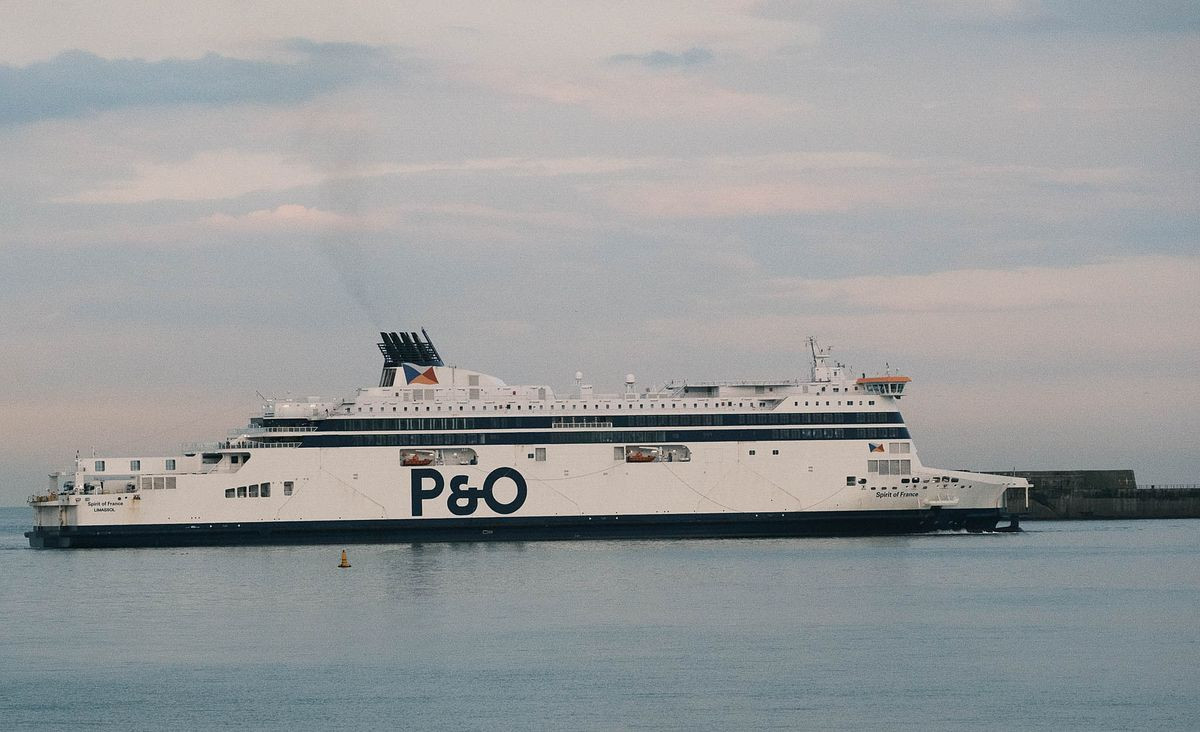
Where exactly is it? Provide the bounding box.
[410,467,528,517]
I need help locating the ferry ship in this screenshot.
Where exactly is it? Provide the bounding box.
[27,330,1028,548]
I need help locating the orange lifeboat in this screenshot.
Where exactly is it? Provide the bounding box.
[402,451,435,466]
[626,449,657,463]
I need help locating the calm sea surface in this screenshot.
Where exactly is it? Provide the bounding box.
[1,507,1197,731]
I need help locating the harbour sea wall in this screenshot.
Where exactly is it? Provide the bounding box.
[997,470,1200,520]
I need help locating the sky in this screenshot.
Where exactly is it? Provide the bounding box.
[1,1,1198,504]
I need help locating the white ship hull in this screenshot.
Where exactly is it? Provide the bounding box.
[29,442,1020,548]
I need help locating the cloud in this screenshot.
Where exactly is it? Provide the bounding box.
[474,67,804,119]
[757,1,1200,35]
[58,152,659,205]
[766,256,1200,314]
[643,255,1200,373]
[602,181,877,217]
[206,204,354,232]
[61,150,328,203]
[995,1,1200,35]
[0,40,401,125]
[606,47,714,68]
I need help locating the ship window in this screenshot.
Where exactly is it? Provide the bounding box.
[901,461,911,474]
[95,460,105,471]
[846,476,856,486]
[260,482,270,497]
[248,484,259,498]
[878,461,891,475]
[868,401,875,405]
[231,455,240,464]
[130,460,140,471]
[772,449,779,455]
[237,486,247,497]
[535,448,546,462]
[166,459,176,471]
[527,453,535,459]
[225,488,235,498]
[614,447,625,460]
[284,481,294,496]
[749,449,756,456]
[950,477,959,483]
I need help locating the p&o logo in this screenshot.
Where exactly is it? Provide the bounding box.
[410,467,527,517]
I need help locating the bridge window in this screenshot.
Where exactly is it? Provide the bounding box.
[225,488,234,498]
[260,482,271,497]
[248,484,259,498]
[237,486,247,497]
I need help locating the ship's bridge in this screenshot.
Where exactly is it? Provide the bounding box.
[856,375,911,396]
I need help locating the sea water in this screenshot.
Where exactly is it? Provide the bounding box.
[1,507,1197,731]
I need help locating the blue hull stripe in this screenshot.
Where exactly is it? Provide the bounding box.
[300,426,911,448]
[26,508,1006,548]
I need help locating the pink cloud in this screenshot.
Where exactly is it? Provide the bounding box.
[206,204,355,232]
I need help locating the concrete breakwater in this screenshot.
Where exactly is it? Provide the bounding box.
[998,470,1200,520]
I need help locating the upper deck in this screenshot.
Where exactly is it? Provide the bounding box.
[261,330,910,426]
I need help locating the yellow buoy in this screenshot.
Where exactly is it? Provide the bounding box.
[338,549,351,568]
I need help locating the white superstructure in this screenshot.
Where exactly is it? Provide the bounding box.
[27,330,1028,548]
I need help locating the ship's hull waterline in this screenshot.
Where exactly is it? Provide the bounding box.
[27,507,1011,548]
